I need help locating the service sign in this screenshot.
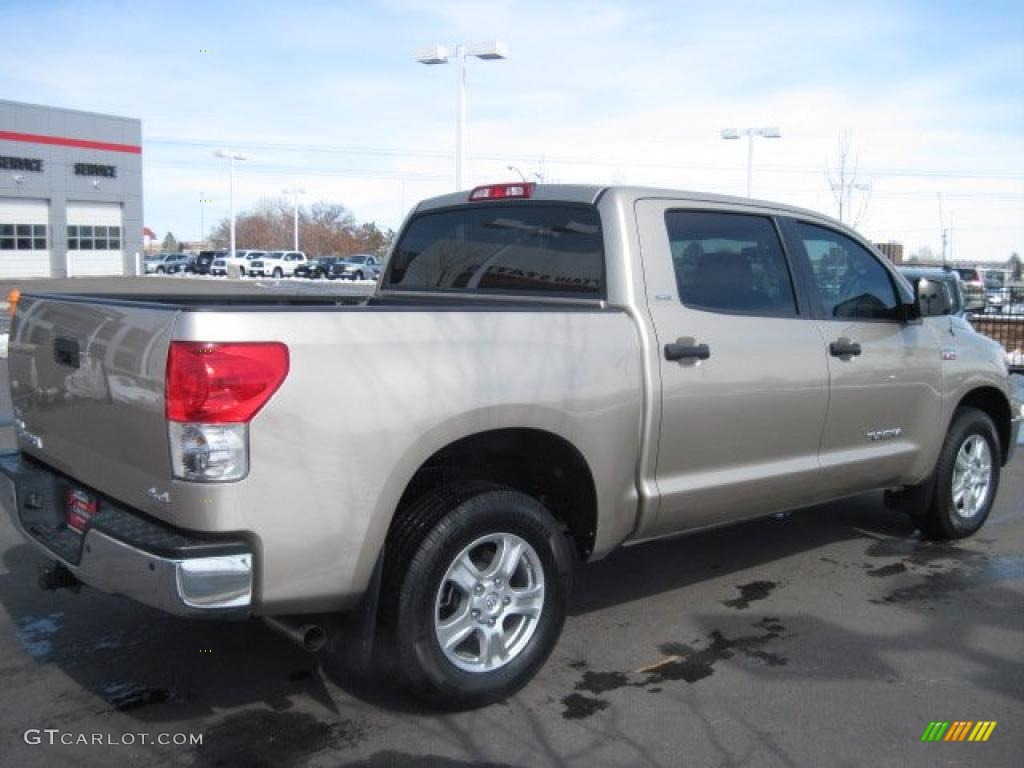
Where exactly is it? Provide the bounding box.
[74,163,117,178]
[0,155,43,172]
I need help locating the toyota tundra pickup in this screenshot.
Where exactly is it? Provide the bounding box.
[2,184,1020,707]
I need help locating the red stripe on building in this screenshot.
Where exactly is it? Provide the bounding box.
[0,130,141,154]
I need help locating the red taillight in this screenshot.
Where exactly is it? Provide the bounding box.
[468,182,535,201]
[166,342,289,423]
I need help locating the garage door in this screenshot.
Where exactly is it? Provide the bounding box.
[67,202,124,276]
[0,199,50,278]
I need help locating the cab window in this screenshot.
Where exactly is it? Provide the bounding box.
[665,211,798,317]
[793,222,899,321]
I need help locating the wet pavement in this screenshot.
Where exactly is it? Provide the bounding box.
[0,359,1021,766]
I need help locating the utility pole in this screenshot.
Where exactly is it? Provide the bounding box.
[282,188,306,250]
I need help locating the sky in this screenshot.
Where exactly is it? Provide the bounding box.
[2,0,1023,261]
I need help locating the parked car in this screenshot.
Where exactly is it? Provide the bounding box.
[143,253,168,273]
[897,266,967,318]
[146,253,192,275]
[294,256,340,279]
[952,267,987,312]
[211,250,266,277]
[332,254,382,281]
[193,250,226,275]
[145,253,180,274]
[3,183,1019,710]
[979,268,1011,314]
[250,250,307,278]
[164,254,196,275]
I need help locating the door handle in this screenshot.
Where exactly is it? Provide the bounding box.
[829,338,862,358]
[54,337,80,369]
[665,342,711,361]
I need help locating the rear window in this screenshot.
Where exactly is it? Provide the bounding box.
[384,204,604,298]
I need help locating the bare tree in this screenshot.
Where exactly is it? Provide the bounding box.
[825,131,872,227]
[210,198,394,257]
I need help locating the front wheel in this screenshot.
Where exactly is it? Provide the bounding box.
[386,485,572,708]
[891,407,1001,540]
[272,267,283,278]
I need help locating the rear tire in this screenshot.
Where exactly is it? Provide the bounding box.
[385,483,572,709]
[273,267,283,278]
[890,407,1000,540]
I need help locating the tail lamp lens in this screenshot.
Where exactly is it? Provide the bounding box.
[169,422,248,482]
[166,342,288,483]
[166,342,289,424]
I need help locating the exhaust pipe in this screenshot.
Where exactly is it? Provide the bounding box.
[263,616,326,653]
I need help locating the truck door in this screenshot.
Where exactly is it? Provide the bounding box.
[778,218,944,496]
[635,201,831,537]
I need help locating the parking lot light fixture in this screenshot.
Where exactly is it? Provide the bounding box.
[215,149,247,259]
[282,188,306,251]
[417,40,509,191]
[720,126,782,197]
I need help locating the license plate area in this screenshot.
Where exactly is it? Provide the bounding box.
[66,488,97,534]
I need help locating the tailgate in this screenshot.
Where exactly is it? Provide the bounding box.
[8,294,178,517]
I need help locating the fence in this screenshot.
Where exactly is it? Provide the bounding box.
[971,287,1024,371]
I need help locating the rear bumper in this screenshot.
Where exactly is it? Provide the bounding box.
[0,453,252,618]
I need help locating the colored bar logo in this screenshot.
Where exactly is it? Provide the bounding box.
[921,721,997,742]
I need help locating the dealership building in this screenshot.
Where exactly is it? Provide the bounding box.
[0,99,142,278]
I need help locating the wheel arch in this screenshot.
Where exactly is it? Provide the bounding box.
[389,427,599,561]
[955,386,1013,465]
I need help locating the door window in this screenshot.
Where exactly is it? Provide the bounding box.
[793,222,899,321]
[665,211,797,317]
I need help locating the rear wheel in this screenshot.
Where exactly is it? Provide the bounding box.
[385,484,572,708]
[273,267,283,278]
[890,407,1000,540]
[355,270,364,280]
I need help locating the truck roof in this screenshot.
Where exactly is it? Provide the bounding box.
[414,183,839,225]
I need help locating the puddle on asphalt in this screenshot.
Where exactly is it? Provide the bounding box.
[860,535,1024,604]
[721,580,778,609]
[192,709,365,768]
[561,618,788,719]
[866,563,908,578]
[15,612,63,659]
[103,682,183,711]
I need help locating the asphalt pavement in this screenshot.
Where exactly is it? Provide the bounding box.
[0,367,1022,766]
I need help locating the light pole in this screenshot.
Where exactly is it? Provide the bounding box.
[720,126,781,197]
[215,149,247,257]
[417,40,509,190]
[282,188,306,250]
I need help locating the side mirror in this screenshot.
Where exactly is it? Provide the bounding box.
[917,278,954,317]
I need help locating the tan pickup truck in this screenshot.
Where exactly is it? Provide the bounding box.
[2,183,1020,707]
